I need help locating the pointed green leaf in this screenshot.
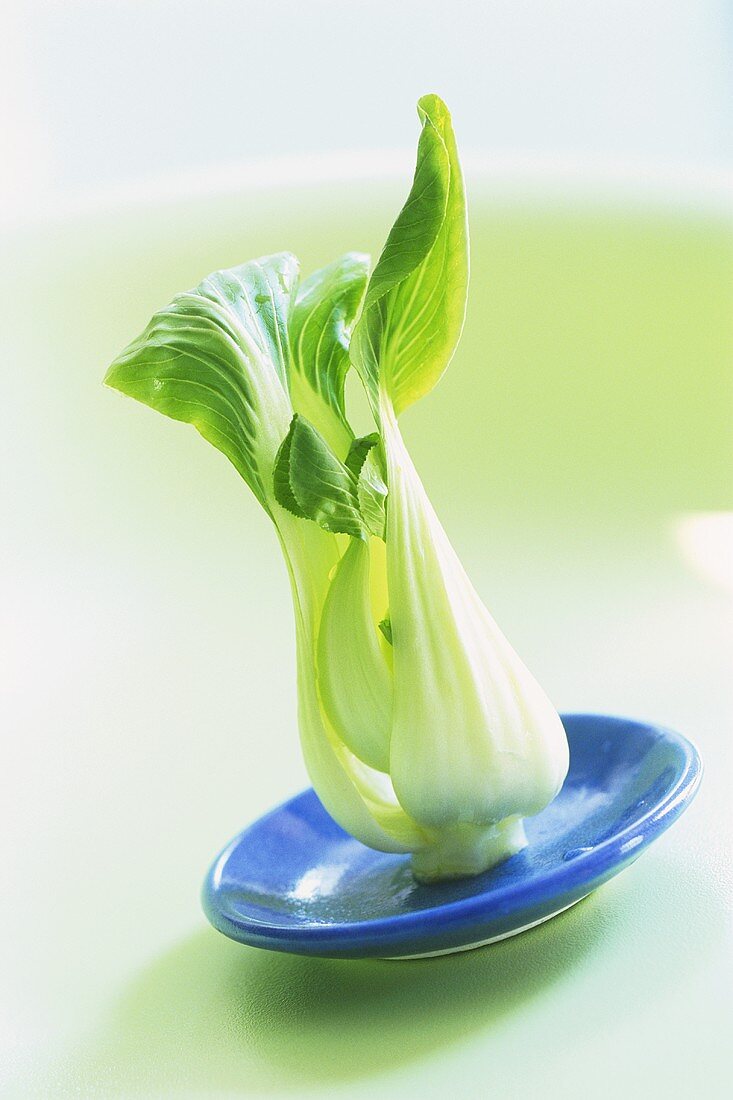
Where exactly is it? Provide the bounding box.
[105,253,299,509]
[289,253,369,458]
[351,95,468,418]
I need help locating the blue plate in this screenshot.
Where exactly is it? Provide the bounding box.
[202,714,701,958]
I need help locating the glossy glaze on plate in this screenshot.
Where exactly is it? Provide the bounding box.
[202,714,701,958]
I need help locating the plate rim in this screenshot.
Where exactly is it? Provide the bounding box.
[202,712,702,953]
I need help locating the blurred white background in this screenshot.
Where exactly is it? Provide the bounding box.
[3,0,732,219]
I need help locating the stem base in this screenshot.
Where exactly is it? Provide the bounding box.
[410,816,528,883]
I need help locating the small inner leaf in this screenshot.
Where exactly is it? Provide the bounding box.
[345,434,388,539]
[275,415,366,539]
[358,449,388,540]
[345,433,380,478]
[273,427,307,519]
[378,615,393,646]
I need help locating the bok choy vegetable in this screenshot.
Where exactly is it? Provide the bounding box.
[105,95,569,881]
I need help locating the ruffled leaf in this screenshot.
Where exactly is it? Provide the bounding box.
[105,253,298,510]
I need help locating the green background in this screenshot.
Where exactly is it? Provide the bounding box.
[2,181,731,1097]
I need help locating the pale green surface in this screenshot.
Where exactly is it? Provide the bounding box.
[1,184,732,1098]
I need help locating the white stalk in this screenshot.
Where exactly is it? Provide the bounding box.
[380,398,569,877]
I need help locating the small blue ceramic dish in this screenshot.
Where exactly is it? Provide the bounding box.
[202,714,701,959]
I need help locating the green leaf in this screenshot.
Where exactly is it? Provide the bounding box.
[289,253,369,458]
[344,432,380,477]
[378,615,393,646]
[104,253,298,510]
[351,94,468,417]
[199,254,296,389]
[275,420,387,539]
[345,433,389,540]
[273,415,366,538]
[272,424,307,519]
[358,449,388,540]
